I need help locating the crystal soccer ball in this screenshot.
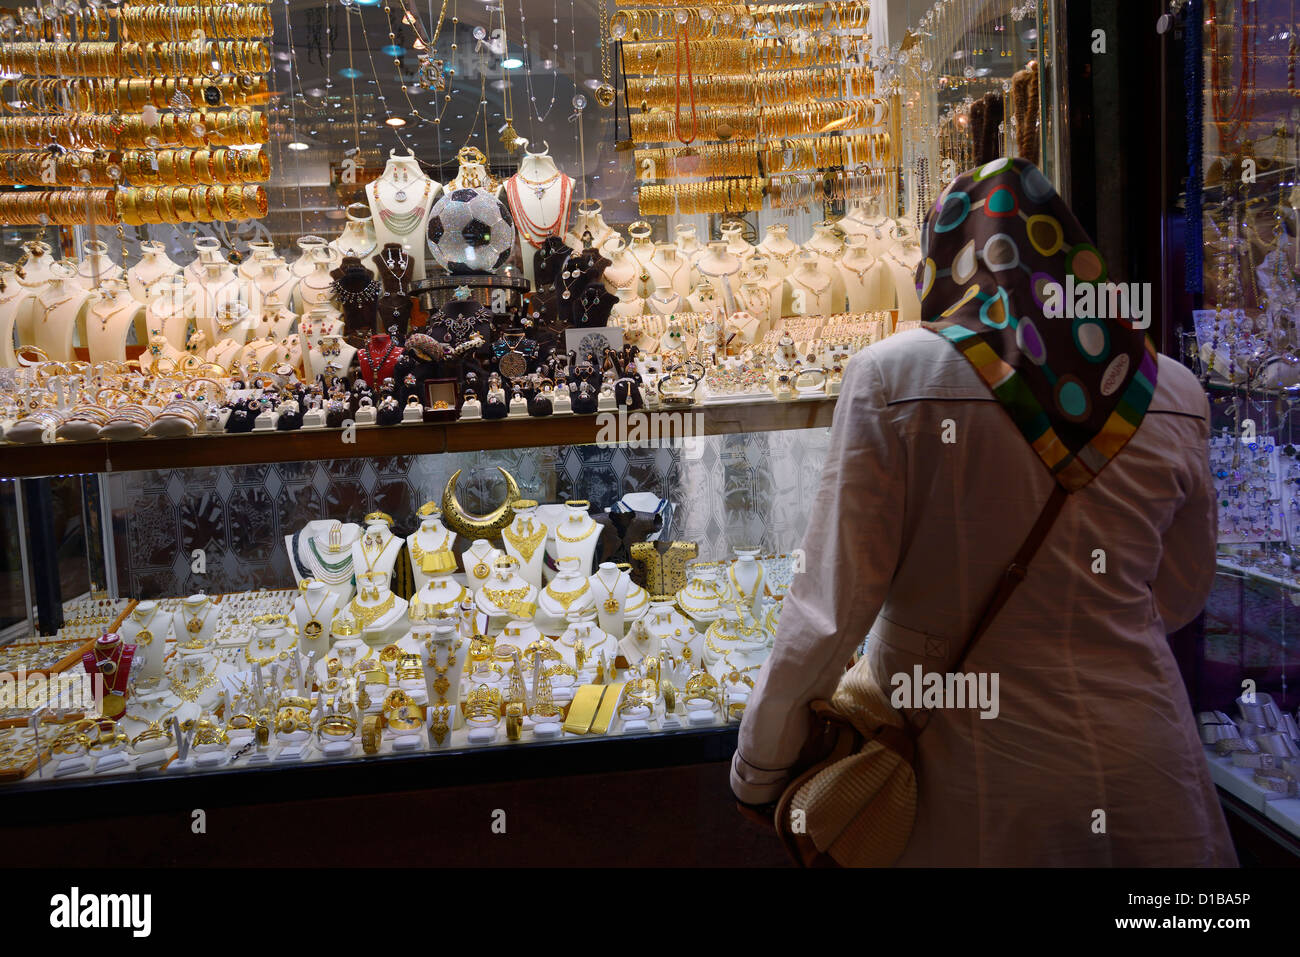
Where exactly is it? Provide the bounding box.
[426,187,515,275]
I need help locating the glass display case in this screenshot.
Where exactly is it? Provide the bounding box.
[0,0,1057,819]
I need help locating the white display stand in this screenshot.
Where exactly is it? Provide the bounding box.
[118,600,172,682]
[81,279,146,363]
[331,204,380,272]
[366,149,440,284]
[501,504,548,590]
[293,581,338,660]
[461,540,501,596]
[552,502,602,576]
[33,264,89,362]
[506,145,574,287]
[72,240,124,290]
[285,521,362,603]
[145,274,193,351]
[407,510,458,592]
[127,241,182,304]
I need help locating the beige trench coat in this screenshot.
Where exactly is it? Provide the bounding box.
[732,328,1236,867]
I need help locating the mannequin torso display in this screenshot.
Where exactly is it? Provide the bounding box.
[786,252,839,318]
[566,200,618,253]
[645,289,683,316]
[330,205,380,270]
[501,505,548,589]
[350,570,409,648]
[352,523,404,583]
[72,241,123,291]
[756,224,800,279]
[474,559,539,620]
[839,237,894,314]
[538,556,596,624]
[720,223,757,265]
[643,600,702,665]
[193,262,247,343]
[372,243,415,334]
[645,242,691,298]
[553,502,603,576]
[34,264,90,361]
[242,620,299,671]
[366,151,440,283]
[118,599,172,683]
[296,255,341,315]
[620,616,662,666]
[165,646,232,720]
[299,309,355,381]
[601,241,644,296]
[802,223,848,307]
[286,520,362,603]
[726,555,765,616]
[409,574,468,620]
[687,277,725,317]
[291,236,341,283]
[127,241,181,304]
[883,248,922,325]
[356,333,403,387]
[625,226,656,279]
[252,291,297,340]
[0,265,28,367]
[83,279,146,363]
[461,539,502,595]
[407,512,458,592]
[172,595,218,648]
[556,609,614,669]
[145,275,193,351]
[696,242,744,311]
[506,148,574,286]
[609,286,646,321]
[245,252,296,317]
[735,277,782,332]
[293,580,338,661]
[589,562,635,637]
[420,625,466,728]
[17,240,57,286]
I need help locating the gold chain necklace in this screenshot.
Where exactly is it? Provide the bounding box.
[503,519,547,561]
[181,602,211,635]
[348,593,396,630]
[244,635,298,666]
[130,604,162,646]
[482,584,531,610]
[170,658,218,702]
[425,639,463,702]
[594,574,622,614]
[544,580,590,610]
[728,565,763,602]
[556,520,598,543]
[301,590,330,639]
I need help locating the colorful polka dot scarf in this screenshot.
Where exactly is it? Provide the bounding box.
[916,158,1158,491]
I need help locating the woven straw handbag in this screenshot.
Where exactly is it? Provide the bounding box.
[773,483,1069,868]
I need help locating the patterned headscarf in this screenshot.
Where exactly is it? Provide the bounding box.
[917,158,1158,491]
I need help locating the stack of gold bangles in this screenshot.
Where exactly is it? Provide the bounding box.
[0,151,122,187]
[0,189,115,224]
[117,184,269,225]
[316,714,358,741]
[121,147,270,186]
[638,177,765,216]
[119,4,274,41]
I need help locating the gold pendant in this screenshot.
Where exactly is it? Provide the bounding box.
[102,692,126,718]
[603,598,619,614]
[187,618,202,634]
[304,620,323,639]
[135,629,152,645]
[434,676,450,698]
[500,122,519,151]
[473,562,489,579]
[594,82,616,108]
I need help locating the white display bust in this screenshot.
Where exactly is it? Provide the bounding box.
[350,570,409,649]
[166,645,233,721]
[34,262,88,362]
[756,223,799,279]
[725,554,766,616]
[366,149,440,283]
[839,235,894,314]
[696,241,744,311]
[352,522,404,584]
[172,594,218,647]
[407,506,458,592]
[556,606,616,669]
[474,557,539,621]
[0,263,30,367]
[285,520,362,603]
[589,562,634,637]
[299,308,354,382]
[645,242,692,298]
[420,621,466,728]
[552,501,602,576]
[145,274,193,351]
[193,259,248,345]
[330,203,380,270]
[609,286,646,322]
[536,555,595,631]
[802,221,848,306]
[128,241,181,304]
[566,199,619,253]
[719,221,757,265]
[119,599,172,683]
[461,539,502,595]
[81,278,144,364]
[501,502,548,589]
[72,239,123,291]
[786,250,839,318]
[507,143,574,286]
[293,580,338,661]
[602,239,644,297]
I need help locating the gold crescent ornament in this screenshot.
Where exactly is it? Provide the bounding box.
[440,467,521,539]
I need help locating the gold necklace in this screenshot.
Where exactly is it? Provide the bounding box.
[408,529,452,573]
[244,635,298,666]
[728,565,763,601]
[465,547,494,581]
[130,604,162,646]
[544,579,590,610]
[348,593,396,630]
[556,520,598,543]
[170,658,218,702]
[181,602,210,635]
[359,531,390,574]
[503,519,547,561]
[425,639,463,701]
[301,589,330,639]
[594,574,622,614]
[482,584,530,610]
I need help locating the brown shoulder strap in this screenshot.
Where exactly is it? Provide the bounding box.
[950,482,1070,674]
[908,482,1070,736]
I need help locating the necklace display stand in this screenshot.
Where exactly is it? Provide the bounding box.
[839,235,893,314]
[645,242,692,298]
[145,274,194,352]
[566,199,620,254]
[331,203,380,272]
[127,241,181,305]
[461,539,502,596]
[332,255,383,344]
[366,149,440,283]
[193,261,247,345]
[293,580,338,662]
[802,222,848,307]
[501,502,548,589]
[557,606,616,669]
[719,221,757,265]
[351,570,409,649]
[72,239,124,291]
[119,599,172,683]
[474,559,539,625]
[756,224,799,280]
[286,520,362,604]
[601,239,643,296]
[407,507,458,592]
[34,263,89,361]
[506,144,574,287]
[787,251,839,318]
[0,265,32,367]
[609,286,646,322]
[553,501,602,576]
[83,278,146,363]
[420,622,466,734]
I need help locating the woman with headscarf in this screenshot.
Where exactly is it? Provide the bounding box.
[731,159,1235,866]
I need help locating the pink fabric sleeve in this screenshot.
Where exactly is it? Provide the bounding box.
[1151,392,1217,633]
[730,348,908,805]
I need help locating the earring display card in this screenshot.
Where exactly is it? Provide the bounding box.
[1210,432,1285,545]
